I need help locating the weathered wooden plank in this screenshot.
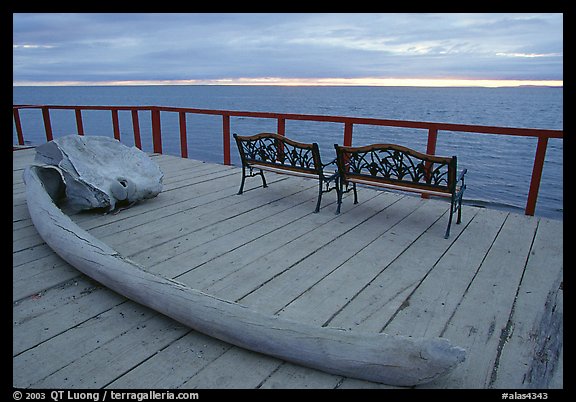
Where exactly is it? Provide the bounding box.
[330,206,481,389]
[275,196,449,326]
[33,314,190,388]
[178,347,282,389]
[173,191,384,293]
[12,148,36,170]
[97,176,318,259]
[13,221,37,242]
[258,362,342,389]
[13,219,33,232]
[150,155,205,171]
[161,169,239,193]
[13,228,47,253]
[70,165,277,236]
[206,192,404,303]
[13,203,32,223]
[106,331,231,389]
[13,243,57,268]
[13,254,80,302]
[14,279,125,355]
[549,344,563,389]
[13,176,27,190]
[190,195,445,388]
[14,168,241,252]
[327,205,480,334]
[129,183,322,269]
[70,166,240,228]
[382,208,509,339]
[490,218,563,389]
[13,302,157,388]
[160,161,227,183]
[236,193,410,312]
[337,378,397,389]
[423,213,538,388]
[71,169,260,230]
[12,160,262,288]
[13,166,289,300]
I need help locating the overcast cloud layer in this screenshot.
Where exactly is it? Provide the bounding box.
[13,13,563,86]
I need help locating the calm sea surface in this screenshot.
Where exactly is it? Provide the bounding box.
[13,85,563,219]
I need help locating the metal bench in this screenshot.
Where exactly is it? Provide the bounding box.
[334,143,467,238]
[234,133,338,213]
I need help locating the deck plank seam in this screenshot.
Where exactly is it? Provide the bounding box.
[29,309,164,388]
[322,202,452,329]
[278,195,427,321]
[126,187,323,270]
[100,328,195,389]
[487,218,541,388]
[169,189,375,283]
[132,186,322,261]
[377,207,485,334]
[233,192,402,307]
[147,188,332,277]
[14,298,131,358]
[72,174,295,238]
[437,212,513,339]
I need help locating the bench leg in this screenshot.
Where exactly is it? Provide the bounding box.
[237,166,246,195]
[336,179,343,214]
[353,183,358,204]
[457,196,463,224]
[445,197,457,239]
[445,207,453,239]
[260,169,268,188]
[314,179,323,213]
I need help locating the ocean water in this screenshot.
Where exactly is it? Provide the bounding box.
[13,85,563,219]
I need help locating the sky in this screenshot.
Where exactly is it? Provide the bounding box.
[12,13,563,87]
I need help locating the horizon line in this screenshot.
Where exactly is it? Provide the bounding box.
[12,77,564,88]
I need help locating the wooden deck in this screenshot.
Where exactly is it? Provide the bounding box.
[13,148,563,389]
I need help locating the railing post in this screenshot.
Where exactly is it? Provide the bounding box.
[223,114,231,165]
[131,109,142,150]
[111,109,121,141]
[277,117,286,136]
[525,136,549,216]
[426,127,438,156]
[179,111,188,159]
[343,122,353,146]
[421,127,439,199]
[13,108,24,145]
[75,108,84,136]
[151,108,162,154]
[277,117,286,162]
[41,106,53,142]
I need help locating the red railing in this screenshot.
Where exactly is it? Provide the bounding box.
[13,104,563,216]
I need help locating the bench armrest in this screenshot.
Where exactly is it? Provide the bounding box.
[321,157,338,169]
[457,168,467,183]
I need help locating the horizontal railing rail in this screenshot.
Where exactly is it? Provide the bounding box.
[13,104,563,216]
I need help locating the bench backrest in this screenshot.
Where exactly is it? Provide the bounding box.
[334,143,457,193]
[234,133,323,175]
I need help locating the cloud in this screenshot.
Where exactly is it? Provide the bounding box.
[495,52,563,58]
[13,13,563,86]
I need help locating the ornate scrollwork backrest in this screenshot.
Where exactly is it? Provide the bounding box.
[240,137,279,164]
[341,146,454,189]
[279,141,317,170]
[237,134,319,172]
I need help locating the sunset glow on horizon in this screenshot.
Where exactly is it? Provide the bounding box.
[12,77,563,88]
